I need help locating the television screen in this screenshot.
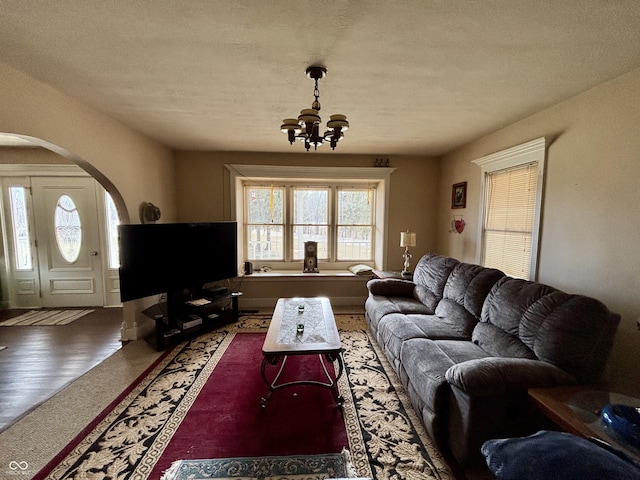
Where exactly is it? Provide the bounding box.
[118,222,238,302]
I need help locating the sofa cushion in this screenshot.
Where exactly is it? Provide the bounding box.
[365,294,432,334]
[480,277,557,335]
[402,339,489,413]
[472,322,536,359]
[520,292,620,384]
[479,277,621,383]
[431,262,504,337]
[377,313,468,362]
[412,254,459,311]
[399,338,467,447]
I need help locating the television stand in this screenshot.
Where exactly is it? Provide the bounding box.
[147,291,242,351]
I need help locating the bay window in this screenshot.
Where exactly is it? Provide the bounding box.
[228,165,393,271]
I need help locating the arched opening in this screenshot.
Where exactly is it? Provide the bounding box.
[0,132,129,309]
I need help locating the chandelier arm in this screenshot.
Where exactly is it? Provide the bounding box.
[282,65,347,151]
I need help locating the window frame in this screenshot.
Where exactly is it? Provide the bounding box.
[291,185,331,261]
[227,164,394,271]
[472,137,547,281]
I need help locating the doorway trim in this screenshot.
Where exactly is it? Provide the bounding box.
[0,163,120,309]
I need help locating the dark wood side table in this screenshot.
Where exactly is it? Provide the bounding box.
[371,269,412,280]
[528,385,640,460]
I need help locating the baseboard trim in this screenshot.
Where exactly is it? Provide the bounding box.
[121,316,155,342]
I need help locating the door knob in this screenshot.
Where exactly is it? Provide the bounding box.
[90,251,99,256]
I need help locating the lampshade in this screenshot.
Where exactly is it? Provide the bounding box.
[400,231,416,248]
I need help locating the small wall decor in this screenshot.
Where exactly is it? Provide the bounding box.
[452,181,467,209]
[140,202,161,224]
[451,215,466,234]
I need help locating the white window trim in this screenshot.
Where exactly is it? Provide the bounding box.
[226,164,395,271]
[472,137,548,280]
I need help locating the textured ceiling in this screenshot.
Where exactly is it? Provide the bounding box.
[2,1,640,156]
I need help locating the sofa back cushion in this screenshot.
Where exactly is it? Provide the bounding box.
[475,277,621,383]
[434,263,505,337]
[412,254,459,311]
[520,291,620,384]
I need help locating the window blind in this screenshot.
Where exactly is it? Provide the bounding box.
[483,162,537,279]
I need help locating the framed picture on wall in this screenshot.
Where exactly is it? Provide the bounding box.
[452,182,467,209]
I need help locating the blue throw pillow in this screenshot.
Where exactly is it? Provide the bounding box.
[482,430,640,480]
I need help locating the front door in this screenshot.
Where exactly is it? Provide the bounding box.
[31,177,104,307]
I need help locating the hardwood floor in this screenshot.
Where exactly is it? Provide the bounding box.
[0,307,124,432]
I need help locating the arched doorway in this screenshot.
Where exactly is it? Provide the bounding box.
[0,138,127,309]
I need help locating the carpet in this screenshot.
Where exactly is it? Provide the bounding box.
[161,451,355,480]
[0,309,95,326]
[33,315,453,480]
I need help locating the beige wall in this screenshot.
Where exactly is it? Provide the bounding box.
[0,63,176,224]
[4,58,636,389]
[173,151,440,304]
[0,63,177,339]
[437,67,640,397]
[0,147,72,164]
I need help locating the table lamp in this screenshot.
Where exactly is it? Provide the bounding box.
[400,230,416,277]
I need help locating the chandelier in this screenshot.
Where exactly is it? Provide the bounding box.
[281,66,349,151]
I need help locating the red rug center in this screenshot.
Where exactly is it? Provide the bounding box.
[151,332,349,477]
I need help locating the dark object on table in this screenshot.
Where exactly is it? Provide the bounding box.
[602,403,640,449]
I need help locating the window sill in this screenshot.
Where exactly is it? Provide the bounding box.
[237,270,371,280]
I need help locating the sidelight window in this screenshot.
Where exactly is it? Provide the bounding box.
[105,191,120,269]
[8,186,33,270]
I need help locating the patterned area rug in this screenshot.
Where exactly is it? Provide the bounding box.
[34,315,453,480]
[0,309,95,326]
[161,451,355,480]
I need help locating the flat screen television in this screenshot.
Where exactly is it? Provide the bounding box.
[118,222,238,302]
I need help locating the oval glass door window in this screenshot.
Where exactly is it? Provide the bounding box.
[54,194,82,263]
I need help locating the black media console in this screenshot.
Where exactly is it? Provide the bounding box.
[144,290,242,351]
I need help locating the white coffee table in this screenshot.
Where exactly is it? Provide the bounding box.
[260,297,344,408]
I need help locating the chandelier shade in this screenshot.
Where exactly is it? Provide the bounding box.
[281,66,349,151]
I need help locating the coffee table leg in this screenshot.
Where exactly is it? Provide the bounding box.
[261,352,345,408]
[325,351,345,407]
[260,355,272,408]
[260,354,287,408]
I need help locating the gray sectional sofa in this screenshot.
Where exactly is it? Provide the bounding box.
[364,254,621,467]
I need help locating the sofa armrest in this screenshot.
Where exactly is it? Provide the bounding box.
[445,357,578,396]
[366,278,415,297]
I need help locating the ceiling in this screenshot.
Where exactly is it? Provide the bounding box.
[2,1,640,157]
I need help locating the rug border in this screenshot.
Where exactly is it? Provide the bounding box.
[135,331,237,477]
[32,343,176,479]
[32,315,453,480]
[160,449,356,480]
